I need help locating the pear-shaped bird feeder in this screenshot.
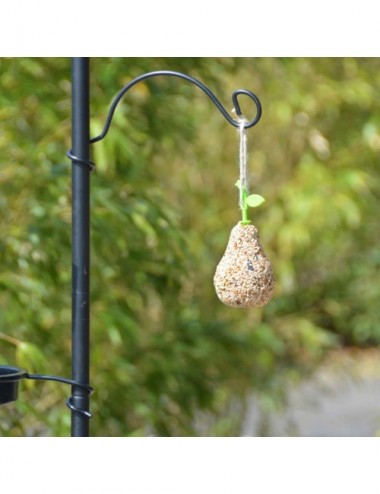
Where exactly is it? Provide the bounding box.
[214,120,275,308]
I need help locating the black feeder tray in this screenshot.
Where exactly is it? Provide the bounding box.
[0,366,28,405]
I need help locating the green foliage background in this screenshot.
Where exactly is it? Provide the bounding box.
[0,58,379,436]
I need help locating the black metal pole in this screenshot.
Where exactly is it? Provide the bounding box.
[70,57,91,437]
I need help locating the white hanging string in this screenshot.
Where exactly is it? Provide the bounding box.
[238,118,249,209]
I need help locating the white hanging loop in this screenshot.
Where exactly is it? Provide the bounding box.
[238,117,249,209]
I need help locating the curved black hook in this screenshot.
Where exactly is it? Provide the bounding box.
[90,70,262,144]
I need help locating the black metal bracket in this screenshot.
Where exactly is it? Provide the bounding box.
[90,70,262,144]
[67,70,262,171]
[0,365,93,418]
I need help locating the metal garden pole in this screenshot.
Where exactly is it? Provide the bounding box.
[70,57,91,437]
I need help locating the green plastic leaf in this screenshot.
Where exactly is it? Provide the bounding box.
[246,194,266,208]
[235,180,241,189]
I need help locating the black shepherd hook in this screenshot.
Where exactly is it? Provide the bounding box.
[65,70,262,419]
[68,70,262,170]
[90,70,262,145]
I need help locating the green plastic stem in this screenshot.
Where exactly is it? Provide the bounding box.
[240,187,251,225]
